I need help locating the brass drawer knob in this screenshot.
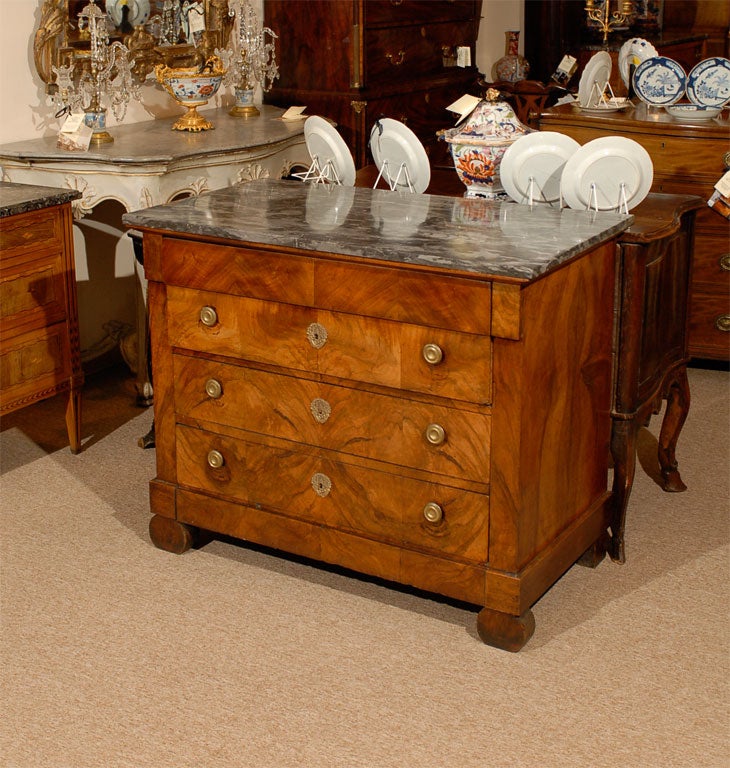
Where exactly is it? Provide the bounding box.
[207,449,225,469]
[422,343,443,365]
[199,306,218,327]
[715,315,730,332]
[205,378,223,399]
[425,423,446,446]
[423,502,443,524]
[720,254,730,272]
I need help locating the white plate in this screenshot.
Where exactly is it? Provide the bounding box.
[500,132,580,205]
[686,57,730,107]
[665,104,722,121]
[578,51,612,107]
[618,38,658,89]
[106,0,151,28]
[369,118,431,193]
[633,57,686,106]
[304,116,356,186]
[561,136,653,212]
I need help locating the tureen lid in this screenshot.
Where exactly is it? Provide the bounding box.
[441,88,531,147]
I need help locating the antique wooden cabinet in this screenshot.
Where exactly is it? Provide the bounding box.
[0,183,83,452]
[263,0,483,168]
[539,103,730,361]
[125,180,634,651]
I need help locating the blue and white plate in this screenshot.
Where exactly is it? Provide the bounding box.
[633,57,686,106]
[686,57,730,108]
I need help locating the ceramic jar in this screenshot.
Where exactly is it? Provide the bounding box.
[439,89,532,198]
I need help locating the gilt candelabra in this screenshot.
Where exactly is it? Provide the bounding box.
[585,0,635,46]
[217,0,279,117]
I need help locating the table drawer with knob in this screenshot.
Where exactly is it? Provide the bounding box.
[175,424,490,563]
[172,353,491,484]
[166,287,492,403]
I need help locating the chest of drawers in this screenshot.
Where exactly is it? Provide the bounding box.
[0,183,83,452]
[125,180,632,651]
[263,0,482,168]
[539,103,730,361]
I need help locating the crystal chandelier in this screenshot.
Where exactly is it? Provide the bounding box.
[50,0,140,143]
[216,0,279,117]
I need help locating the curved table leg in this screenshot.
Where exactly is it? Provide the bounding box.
[149,514,194,554]
[477,607,535,652]
[609,418,638,564]
[65,386,82,454]
[658,366,689,493]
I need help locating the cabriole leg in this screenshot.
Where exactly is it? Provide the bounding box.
[658,367,689,493]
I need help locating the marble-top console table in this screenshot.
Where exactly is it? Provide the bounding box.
[0,106,309,215]
[0,106,309,402]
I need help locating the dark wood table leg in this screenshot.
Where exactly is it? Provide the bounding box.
[609,418,638,564]
[657,365,690,493]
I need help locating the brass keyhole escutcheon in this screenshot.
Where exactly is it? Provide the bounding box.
[425,423,446,446]
[423,502,443,524]
[311,472,332,498]
[310,398,332,424]
[306,322,328,349]
[207,449,225,469]
[205,378,223,399]
[422,343,443,365]
[715,314,730,332]
[199,306,218,327]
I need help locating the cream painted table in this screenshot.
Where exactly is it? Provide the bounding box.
[0,105,309,402]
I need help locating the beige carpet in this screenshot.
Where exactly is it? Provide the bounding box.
[1,365,728,768]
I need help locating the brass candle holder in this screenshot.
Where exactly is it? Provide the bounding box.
[585,0,635,46]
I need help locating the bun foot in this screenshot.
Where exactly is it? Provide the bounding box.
[149,514,194,554]
[477,607,535,652]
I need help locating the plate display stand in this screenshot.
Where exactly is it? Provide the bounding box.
[292,156,346,185]
[372,160,417,193]
[587,180,630,214]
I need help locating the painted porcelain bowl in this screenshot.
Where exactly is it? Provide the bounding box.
[439,89,532,198]
[156,56,226,131]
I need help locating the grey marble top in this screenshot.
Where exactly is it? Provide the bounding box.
[0,181,81,218]
[124,179,634,281]
[0,106,304,165]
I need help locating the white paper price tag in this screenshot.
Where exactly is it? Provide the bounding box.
[60,112,85,133]
[715,170,730,197]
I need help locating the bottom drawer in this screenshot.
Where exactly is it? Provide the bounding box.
[688,292,730,360]
[0,324,71,408]
[175,424,490,563]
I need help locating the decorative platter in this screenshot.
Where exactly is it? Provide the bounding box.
[304,116,356,186]
[686,57,730,107]
[500,132,580,205]
[633,57,687,106]
[561,136,653,212]
[369,118,431,194]
[618,38,658,89]
[578,51,613,107]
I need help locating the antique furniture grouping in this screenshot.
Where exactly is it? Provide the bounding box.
[0,106,310,403]
[539,101,730,361]
[0,182,84,452]
[124,179,633,651]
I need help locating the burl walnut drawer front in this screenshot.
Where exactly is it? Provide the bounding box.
[166,286,492,404]
[175,424,490,563]
[173,354,491,484]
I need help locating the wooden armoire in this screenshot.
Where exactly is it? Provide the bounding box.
[263,0,483,168]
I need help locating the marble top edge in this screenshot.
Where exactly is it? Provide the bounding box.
[0,181,81,218]
[123,179,633,282]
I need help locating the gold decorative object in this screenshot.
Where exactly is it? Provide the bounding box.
[156,55,226,131]
[584,0,635,46]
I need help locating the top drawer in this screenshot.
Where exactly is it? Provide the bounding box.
[364,20,475,83]
[365,0,479,27]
